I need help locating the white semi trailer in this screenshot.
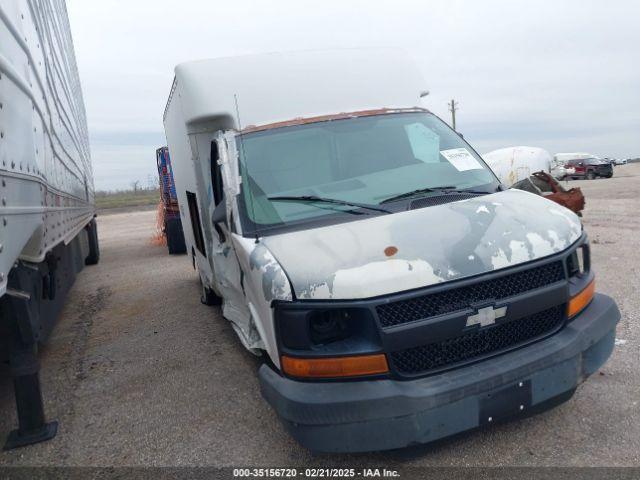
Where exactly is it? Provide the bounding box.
[0,0,98,448]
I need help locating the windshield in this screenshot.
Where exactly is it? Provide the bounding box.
[237,111,499,235]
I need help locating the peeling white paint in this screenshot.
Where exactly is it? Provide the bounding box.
[547,229,561,248]
[490,248,511,269]
[508,240,531,264]
[549,207,582,236]
[329,259,444,299]
[526,232,555,257]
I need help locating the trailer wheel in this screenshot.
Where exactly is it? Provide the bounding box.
[85,219,100,265]
[165,217,187,254]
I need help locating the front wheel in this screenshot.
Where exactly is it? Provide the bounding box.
[200,278,222,306]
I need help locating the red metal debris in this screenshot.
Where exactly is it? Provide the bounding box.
[531,171,586,216]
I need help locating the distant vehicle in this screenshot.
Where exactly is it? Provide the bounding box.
[483,147,585,215]
[553,163,576,179]
[0,1,99,448]
[156,147,186,254]
[554,152,596,165]
[565,158,613,180]
[614,158,628,165]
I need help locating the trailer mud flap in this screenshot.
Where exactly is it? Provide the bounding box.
[479,379,532,425]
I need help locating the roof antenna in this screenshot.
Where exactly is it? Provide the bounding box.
[234,94,260,244]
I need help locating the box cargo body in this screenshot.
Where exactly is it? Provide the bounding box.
[0,0,98,449]
[163,49,619,452]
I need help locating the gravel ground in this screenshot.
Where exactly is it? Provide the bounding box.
[0,164,638,467]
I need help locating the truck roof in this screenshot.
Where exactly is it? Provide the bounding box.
[167,48,426,131]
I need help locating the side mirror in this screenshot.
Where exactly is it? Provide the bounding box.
[211,197,227,224]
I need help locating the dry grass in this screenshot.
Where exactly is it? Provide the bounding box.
[150,202,167,246]
[95,188,160,210]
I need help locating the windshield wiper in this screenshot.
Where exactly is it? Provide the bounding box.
[380,186,490,204]
[380,186,454,204]
[267,195,391,214]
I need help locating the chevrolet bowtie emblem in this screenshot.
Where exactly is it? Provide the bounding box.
[466,305,507,327]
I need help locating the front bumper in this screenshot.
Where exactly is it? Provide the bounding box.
[259,293,620,452]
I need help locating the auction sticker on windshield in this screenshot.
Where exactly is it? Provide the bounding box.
[441,148,483,171]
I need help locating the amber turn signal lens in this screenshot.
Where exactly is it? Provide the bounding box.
[567,278,595,319]
[281,354,389,379]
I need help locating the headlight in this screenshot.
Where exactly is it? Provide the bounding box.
[309,309,351,344]
[276,305,381,350]
[275,304,386,378]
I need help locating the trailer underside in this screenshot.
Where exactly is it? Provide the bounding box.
[0,220,99,449]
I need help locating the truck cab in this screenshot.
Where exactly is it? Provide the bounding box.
[566,157,614,180]
[163,49,620,452]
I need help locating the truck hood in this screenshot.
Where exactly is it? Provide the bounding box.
[261,190,582,300]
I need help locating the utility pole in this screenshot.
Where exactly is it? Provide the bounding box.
[448,99,458,131]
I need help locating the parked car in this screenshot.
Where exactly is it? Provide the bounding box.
[614,158,628,165]
[565,157,613,179]
[554,152,593,164]
[163,49,620,452]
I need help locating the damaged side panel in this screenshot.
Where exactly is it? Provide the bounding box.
[184,129,261,353]
[233,235,293,367]
[181,129,291,362]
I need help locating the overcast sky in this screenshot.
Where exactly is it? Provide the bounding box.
[66,0,640,191]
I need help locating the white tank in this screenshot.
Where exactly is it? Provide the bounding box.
[483,146,552,187]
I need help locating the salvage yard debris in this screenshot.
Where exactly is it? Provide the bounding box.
[484,146,586,215]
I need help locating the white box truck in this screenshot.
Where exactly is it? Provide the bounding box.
[0,0,99,448]
[163,49,619,452]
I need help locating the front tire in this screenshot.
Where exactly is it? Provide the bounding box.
[200,278,222,306]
